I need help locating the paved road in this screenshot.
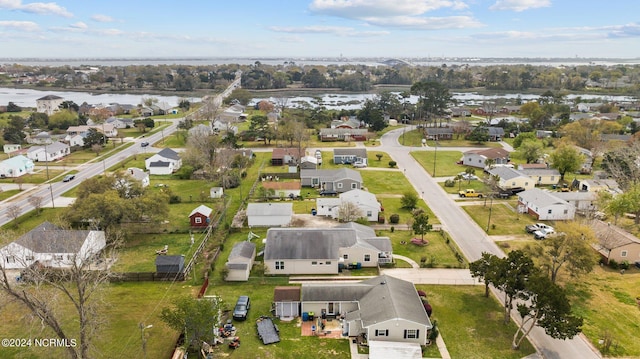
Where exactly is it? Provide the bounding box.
[378,126,600,359]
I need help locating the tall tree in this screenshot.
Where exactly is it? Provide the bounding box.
[160,295,224,351]
[493,250,535,324]
[469,252,499,297]
[512,273,583,349]
[549,142,584,181]
[412,212,432,242]
[248,114,274,145]
[516,140,544,164]
[337,201,364,222]
[358,99,386,132]
[601,140,640,190]
[410,81,452,128]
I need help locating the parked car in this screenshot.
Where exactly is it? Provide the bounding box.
[525,223,554,234]
[319,190,337,196]
[62,174,75,182]
[141,142,149,147]
[353,161,367,168]
[533,228,555,240]
[233,295,251,321]
[458,172,479,180]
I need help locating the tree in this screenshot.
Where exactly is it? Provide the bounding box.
[412,212,432,241]
[512,273,583,349]
[7,204,21,226]
[358,99,386,132]
[49,109,79,130]
[516,140,544,164]
[524,222,597,283]
[224,88,253,105]
[83,128,107,148]
[601,140,640,190]
[549,142,584,181]
[28,195,44,214]
[0,227,120,359]
[7,101,21,112]
[400,192,418,210]
[493,250,535,324]
[606,183,640,224]
[469,252,498,297]
[160,295,224,351]
[512,132,536,148]
[410,81,452,127]
[248,115,274,145]
[466,126,489,144]
[337,201,365,222]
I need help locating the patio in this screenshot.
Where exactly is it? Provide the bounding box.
[301,317,345,339]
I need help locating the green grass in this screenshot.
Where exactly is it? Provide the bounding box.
[0,189,21,201]
[378,197,439,225]
[382,230,462,267]
[112,232,205,272]
[411,150,465,177]
[418,285,536,359]
[360,170,411,194]
[462,203,536,235]
[365,151,394,168]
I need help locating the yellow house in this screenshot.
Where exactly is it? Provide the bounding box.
[520,168,561,186]
[592,220,640,264]
[487,167,534,190]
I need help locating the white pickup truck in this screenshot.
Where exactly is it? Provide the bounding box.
[525,223,554,234]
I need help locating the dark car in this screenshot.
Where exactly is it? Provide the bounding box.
[62,174,75,182]
[319,190,337,196]
[140,142,149,147]
[233,295,250,321]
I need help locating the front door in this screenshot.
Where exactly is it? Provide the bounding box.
[328,302,335,315]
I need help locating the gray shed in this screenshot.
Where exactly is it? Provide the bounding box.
[155,255,185,273]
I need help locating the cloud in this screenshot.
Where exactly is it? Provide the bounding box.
[607,23,640,38]
[489,0,551,12]
[0,0,73,17]
[91,14,115,23]
[364,15,483,29]
[0,20,39,31]
[268,25,389,37]
[69,21,87,29]
[309,0,467,17]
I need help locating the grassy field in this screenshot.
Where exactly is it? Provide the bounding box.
[462,202,536,235]
[381,229,463,268]
[411,150,465,177]
[419,285,536,359]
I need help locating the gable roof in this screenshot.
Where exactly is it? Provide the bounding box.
[246,203,293,217]
[272,147,305,160]
[229,241,256,260]
[149,160,171,168]
[1,155,33,168]
[592,220,640,249]
[189,204,213,218]
[339,189,379,208]
[37,95,63,101]
[300,168,362,183]
[519,168,561,177]
[518,188,569,208]
[274,286,301,302]
[262,181,301,191]
[464,147,510,159]
[156,148,180,160]
[487,166,527,180]
[424,127,453,135]
[333,148,367,158]
[14,221,93,253]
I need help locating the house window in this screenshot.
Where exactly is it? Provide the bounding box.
[25,256,34,261]
[5,256,15,264]
[313,178,319,186]
[54,255,63,261]
[547,209,552,214]
[312,261,318,266]
[525,182,529,186]
[337,183,343,189]
[375,329,389,337]
[621,250,628,257]
[564,209,568,214]
[275,261,285,270]
[326,261,332,265]
[366,211,372,217]
[551,176,555,181]
[364,254,371,262]
[351,183,357,189]
[343,254,349,260]
[404,329,419,339]
[195,217,202,224]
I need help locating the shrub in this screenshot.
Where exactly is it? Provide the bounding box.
[169,195,182,204]
[388,160,397,168]
[609,259,619,269]
[390,214,400,224]
[390,226,395,233]
[444,179,455,187]
[620,260,630,270]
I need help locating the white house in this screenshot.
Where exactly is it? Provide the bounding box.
[188,124,213,137]
[0,155,35,178]
[0,222,106,269]
[316,189,381,221]
[261,181,301,199]
[225,241,256,282]
[125,167,150,187]
[26,141,70,162]
[299,275,432,347]
[210,187,224,199]
[518,188,575,221]
[3,144,21,154]
[246,203,293,227]
[553,191,598,213]
[36,95,64,115]
[65,125,118,146]
[145,148,182,175]
[462,148,510,169]
[264,223,393,275]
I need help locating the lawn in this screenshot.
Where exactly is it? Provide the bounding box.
[0,168,66,184]
[411,150,465,177]
[462,202,536,235]
[381,229,463,268]
[0,189,20,201]
[378,197,439,225]
[112,232,205,272]
[360,169,412,194]
[418,285,536,359]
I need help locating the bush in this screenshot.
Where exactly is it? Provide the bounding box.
[444,179,455,187]
[388,160,397,168]
[609,259,619,269]
[389,214,400,224]
[390,226,395,233]
[169,195,182,204]
[620,260,630,270]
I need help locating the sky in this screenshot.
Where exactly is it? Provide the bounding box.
[1,0,639,59]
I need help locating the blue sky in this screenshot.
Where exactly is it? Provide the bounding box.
[1,0,639,59]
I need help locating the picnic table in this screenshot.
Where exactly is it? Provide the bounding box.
[256,317,280,345]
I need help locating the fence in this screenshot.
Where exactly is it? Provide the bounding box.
[112,271,185,282]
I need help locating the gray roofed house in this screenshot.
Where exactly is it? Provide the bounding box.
[518,188,575,220]
[333,148,367,164]
[462,148,510,169]
[518,168,562,186]
[145,148,182,175]
[0,221,106,269]
[264,224,392,275]
[299,275,432,346]
[225,241,256,281]
[300,168,363,193]
[487,166,535,190]
[319,128,368,141]
[591,220,640,265]
[424,127,453,140]
[246,203,293,227]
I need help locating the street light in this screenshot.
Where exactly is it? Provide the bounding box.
[43,141,55,209]
[433,139,438,177]
[139,323,153,359]
[486,194,494,233]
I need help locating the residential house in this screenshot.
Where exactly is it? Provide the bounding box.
[26,141,70,162]
[487,167,534,190]
[316,189,381,222]
[36,95,64,115]
[188,124,213,137]
[450,107,471,117]
[225,241,256,282]
[577,178,622,195]
[65,125,118,146]
[212,120,239,135]
[553,191,598,213]
[125,167,150,187]
[0,155,34,178]
[106,117,134,129]
[518,163,548,170]
[262,181,301,199]
[189,205,213,228]
[246,203,293,227]
[217,104,246,123]
[273,286,301,319]
[333,148,367,164]
[519,168,561,186]
[263,223,393,275]
[461,148,510,169]
[0,222,106,269]
[517,188,575,220]
[300,168,363,193]
[592,220,640,265]
[145,148,182,175]
[210,187,224,199]
[299,275,431,347]
[331,117,361,129]
[477,126,505,141]
[319,128,368,142]
[3,144,21,154]
[300,156,318,170]
[424,127,453,140]
[535,130,553,139]
[500,105,521,114]
[271,148,305,166]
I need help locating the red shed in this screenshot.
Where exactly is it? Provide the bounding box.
[189,205,213,228]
